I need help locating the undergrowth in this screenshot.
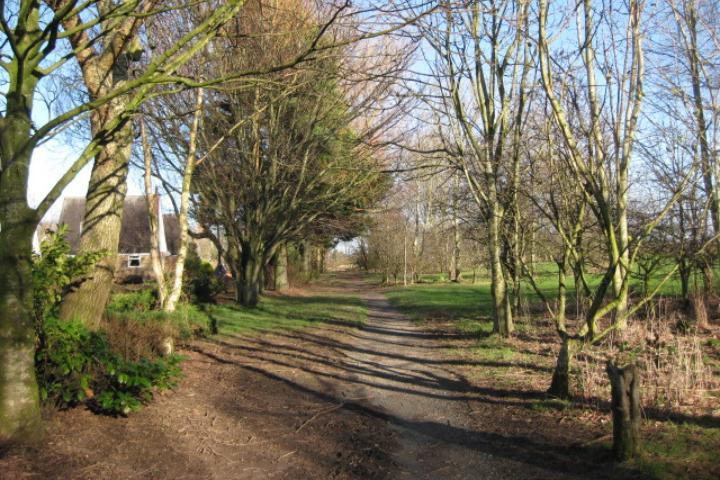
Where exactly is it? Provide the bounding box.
[33,229,185,415]
[36,317,183,415]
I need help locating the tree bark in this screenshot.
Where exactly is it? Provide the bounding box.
[237,243,264,307]
[606,361,641,461]
[449,174,461,282]
[0,214,41,443]
[59,56,135,327]
[275,245,289,291]
[299,241,311,277]
[164,89,204,311]
[0,76,42,442]
[59,118,132,327]
[548,335,577,399]
[685,2,720,238]
[489,203,513,336]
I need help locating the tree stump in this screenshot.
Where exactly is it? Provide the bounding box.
[606,361,641,461]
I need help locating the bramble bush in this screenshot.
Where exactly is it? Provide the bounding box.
[105,296,211,360]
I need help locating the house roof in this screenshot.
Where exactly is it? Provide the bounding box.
[58,195,179,255]
[163,214,181,255]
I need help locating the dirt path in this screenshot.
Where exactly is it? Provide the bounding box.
[1,273,641,479]
[309,276,608,479]
[338,286,533,479]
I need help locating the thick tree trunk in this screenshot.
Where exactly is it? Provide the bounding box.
[237,244,263,307]
[606,362,641,461]
[0,216,41,443]
[59,121,132,327]
[0,68,42,442]
[58,15,140,327]
[59,96,134,327]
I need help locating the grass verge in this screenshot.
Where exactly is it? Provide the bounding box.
[209,292,367,337]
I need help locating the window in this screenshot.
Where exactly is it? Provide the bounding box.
[128,255,141,268]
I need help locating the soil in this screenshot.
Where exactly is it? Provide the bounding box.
[1,273,648,479]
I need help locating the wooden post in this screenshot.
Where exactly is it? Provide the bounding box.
[606,361,641,461]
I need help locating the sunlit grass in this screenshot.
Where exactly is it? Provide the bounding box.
[208,292,367,337]
[632,423,720,480]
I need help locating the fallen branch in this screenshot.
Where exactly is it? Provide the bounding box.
[295,402,346,433]
[576,433,612,448]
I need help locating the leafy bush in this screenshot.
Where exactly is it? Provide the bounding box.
[36,317,183,415]
[32,225,105,321]
[32,228,183,415]
[183,245,223,303]
[107,289,158,313]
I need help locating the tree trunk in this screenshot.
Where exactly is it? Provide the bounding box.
[489,203,513,336]
[264,261,276,291]
[548,335,577,399]
[58,13,140,328]
[237,244,263,307]
[299,241,311,277]
[679,262,691,303]
[686,3,720,238]
[606,361,641,461]
[275,245,289,291]
[318,247,325,274]
[164,89,204,312]
[59,98,134,328]
[0,216,41,443]
[141,118,167,308]
[449,174,461,282]
[0,67,42,442]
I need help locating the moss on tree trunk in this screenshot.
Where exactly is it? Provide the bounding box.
[0,85,42,442]
[0,215,41,443]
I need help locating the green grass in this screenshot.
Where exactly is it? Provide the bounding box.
[385,282,495,322]
[632,423,720,480]
[208,292,367,337]
[384,260,703,324]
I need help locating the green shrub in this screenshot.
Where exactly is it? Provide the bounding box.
[183,246,222,303]
[36,317,183,415]
[32,228,183,415]
[32,225,105,321]
[107,289,158,313]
